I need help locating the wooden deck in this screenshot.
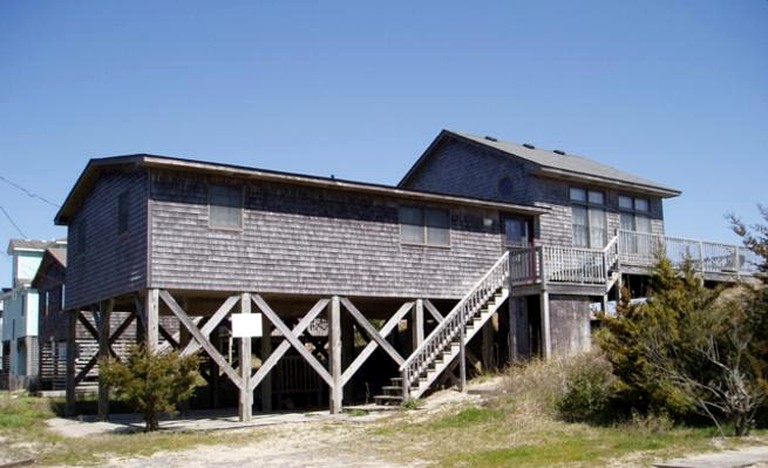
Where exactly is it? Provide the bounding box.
[508,230,757,294]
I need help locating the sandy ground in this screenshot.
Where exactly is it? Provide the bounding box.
[36,379,504,467]
[93,422,423,468]
[11,376,768,467]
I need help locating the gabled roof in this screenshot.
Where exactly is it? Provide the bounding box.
[7,238,67,256]
[55,153,547,225]
[400,130,681,198]
[48,248,67,268]
[31,248,67,289]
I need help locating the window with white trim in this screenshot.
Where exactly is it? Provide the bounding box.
[209,184,243,229]
[570,188,606,248]
[399,206,450,246]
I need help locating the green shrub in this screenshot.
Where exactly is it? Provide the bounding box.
[555,352,617,424]
[100,344,203,431]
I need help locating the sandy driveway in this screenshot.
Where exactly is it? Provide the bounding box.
[96,422,421,468]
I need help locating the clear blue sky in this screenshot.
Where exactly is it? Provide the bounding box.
[0,1,766,288]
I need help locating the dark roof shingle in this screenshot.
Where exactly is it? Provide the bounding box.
[443,131,681,197]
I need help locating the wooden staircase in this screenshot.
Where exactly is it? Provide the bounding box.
[374,377,405,406]
[376,252,511,403]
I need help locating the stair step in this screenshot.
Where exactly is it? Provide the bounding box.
[382,385,402,395]
[373,394,403,406]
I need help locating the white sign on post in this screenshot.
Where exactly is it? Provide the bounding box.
[231,313,263,338]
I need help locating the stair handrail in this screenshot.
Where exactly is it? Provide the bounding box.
[400,251,510,398]
[603,235,620,271]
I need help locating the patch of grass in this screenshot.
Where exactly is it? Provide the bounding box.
[429,406,504,430]
[441,426,720,467]
[40,430,256,466]
[345,408,370,417]
[0,392,54,429]
[401,398,421,410]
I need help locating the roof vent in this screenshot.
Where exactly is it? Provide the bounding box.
[553,150,566,155]
[484,136,498,142]
[523,143,535,149]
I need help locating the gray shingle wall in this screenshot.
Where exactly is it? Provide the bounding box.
[404,138,666,246]
[66,169,148,309]
[149,170,506,299]
[407,140,534,203]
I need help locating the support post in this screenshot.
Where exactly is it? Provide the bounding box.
[145,289,159,352]
[65,310,77,416]
[411,299,424,351]
[508,298,518,362]
[341,310,355,402]
[97,300,114,421]
[616,274,624,302]
[459,317,466,393]
[329,296,342,414]
[239,293,253,422]
[482,319,494,371]
[260,313,272,412]
[541,291,552,359]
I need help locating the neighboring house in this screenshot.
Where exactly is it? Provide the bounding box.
[1,238,67,391]
[0,297,4,382]
[32,248,140,392]
[53,131,755,419]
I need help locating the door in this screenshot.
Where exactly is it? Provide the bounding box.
[503,215,535,280]
[503,215,531,248]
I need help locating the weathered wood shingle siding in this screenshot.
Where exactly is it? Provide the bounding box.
[149,170,504,298]
[403,138,665,246]
[66,169,148,309]
[406,140,535,203]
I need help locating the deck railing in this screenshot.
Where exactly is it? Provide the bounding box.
[400,251,510,398]
[509,236,620,286]
[509,231,757,287]
[618,230,759,275]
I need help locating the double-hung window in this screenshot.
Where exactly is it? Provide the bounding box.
[400,206,450,246]
[619,196,651,233]
[570,188,606,249]
[209,184,243,229]
[619,196,652,253]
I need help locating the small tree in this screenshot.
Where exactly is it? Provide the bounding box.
[596,257,715,419]
[643,292,766,436]
[100,344,202,431]
[597,205,768,436]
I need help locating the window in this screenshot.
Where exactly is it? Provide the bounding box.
[74,219,86,256]
[399,206,450,246]
[570,188,606,248]
[209,184,243,229]
[619,196,651,233]
[620,195,652,254]
[117,190,130,234]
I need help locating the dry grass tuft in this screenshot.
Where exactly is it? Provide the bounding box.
[499,357,570,418]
